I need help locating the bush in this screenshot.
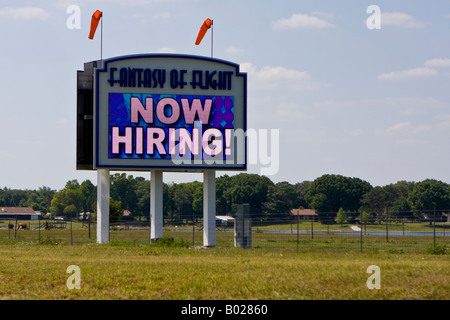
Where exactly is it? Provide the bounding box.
[428,243,448,255]
[150,237,190,248]
[38,236,64,246]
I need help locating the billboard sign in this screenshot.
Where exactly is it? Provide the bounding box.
[93,54,247,171]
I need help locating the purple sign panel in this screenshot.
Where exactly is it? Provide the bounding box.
[109,93,234,161]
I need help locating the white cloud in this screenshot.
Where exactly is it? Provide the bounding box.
[437,114,450,129]
[155,47,177,53]
[252,66,311,81]
[118,0,166,5]
[386,121,411,133]
[424,58,450,68]
[272,13,335,30]
[56,118,69,125]
[240,62,329,92]
[381,12,426,28]
[0,7,50,20]
[311,11,334,20]
[275,103,312,119]
[226,46,243,55]
[378,67,437,80]
[152,11,171,19]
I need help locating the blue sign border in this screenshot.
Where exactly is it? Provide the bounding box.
[94,54,247,171]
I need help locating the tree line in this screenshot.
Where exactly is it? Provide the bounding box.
[1,173,449,224]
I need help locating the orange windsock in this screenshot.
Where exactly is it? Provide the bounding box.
[195,18,212,45]
[88,10,102,40]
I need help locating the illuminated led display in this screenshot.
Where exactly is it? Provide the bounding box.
[93,54,247,170]
[108,93,234,160]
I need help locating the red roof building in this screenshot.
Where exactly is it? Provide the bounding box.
[0,207,40,220]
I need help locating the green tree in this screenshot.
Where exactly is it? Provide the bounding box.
[109,198,123,223]
[335,207,347,226]
[191,181,203,220]
[50,188,82,218]
[359,209,371,224]
[223,173,274,218]
[93,198,123,223]
[408,179,450,223]
[293,181,312,209]
[134,177,150,220]
[79,180,96,213]
[110,173,137,214]
[305,174,372,223]
[263,182,297,219]
[169,183,194,222]
[216,175,232,214]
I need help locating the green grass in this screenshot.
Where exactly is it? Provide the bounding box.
[0,233,448,300]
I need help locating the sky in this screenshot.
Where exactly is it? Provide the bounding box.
[1,0,450,191]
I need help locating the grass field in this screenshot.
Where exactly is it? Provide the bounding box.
[0,232,448,300]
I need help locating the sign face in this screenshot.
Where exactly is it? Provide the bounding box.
[94,54,247,171]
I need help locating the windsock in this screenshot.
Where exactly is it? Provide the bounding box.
[88,10,102,40]
[195,18,212,45]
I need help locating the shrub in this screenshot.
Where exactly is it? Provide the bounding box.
[428,243,448,255]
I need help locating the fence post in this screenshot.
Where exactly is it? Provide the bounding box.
[360,221,363,253]
[311,219,314,240]
[296,214,299,253]
[385,219,389,242]
[433,207,436,250]
[14,216,18,238]
[192,212,195,248]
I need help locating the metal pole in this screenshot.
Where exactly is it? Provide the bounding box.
[385,209,389,242]
[360,221,363,253]
[211,20,213,58]
[97,169,110,244]
[192,212,195,248]
[100,14,103,66]
[203,170,216,247]
[296,214,299,253]
[433,207,436,250]
[311,219,314,240]
[150,170,163,242]
[385,219,388,242]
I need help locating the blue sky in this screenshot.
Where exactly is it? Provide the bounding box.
[1,0,450,190]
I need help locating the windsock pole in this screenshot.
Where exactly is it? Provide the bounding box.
[211,19,213,58]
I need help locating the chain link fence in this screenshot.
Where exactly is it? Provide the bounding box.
[1,215,448,253]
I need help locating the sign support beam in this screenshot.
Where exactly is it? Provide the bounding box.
[96,169,110,244]
[203,169,216,247]
[150,170,163,241]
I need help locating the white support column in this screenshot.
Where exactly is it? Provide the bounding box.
[203,170,216,247]
[96,169,110,244]
[150,170,163,241]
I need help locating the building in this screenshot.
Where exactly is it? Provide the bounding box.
[121,209,134,221]
[289,208,318,221]
[216,215,235,227]
[0,207,40,220]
